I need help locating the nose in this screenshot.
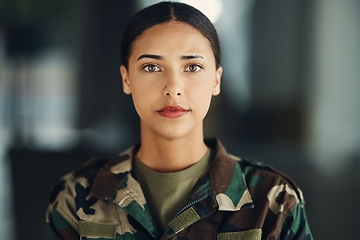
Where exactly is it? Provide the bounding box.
[163,71,182,97]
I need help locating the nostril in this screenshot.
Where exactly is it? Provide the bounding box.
[165,92,181,96]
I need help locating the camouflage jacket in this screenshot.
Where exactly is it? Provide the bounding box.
[46,139,312,240]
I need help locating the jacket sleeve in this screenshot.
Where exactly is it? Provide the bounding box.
[46,175,80,240]
[278,201,313,240]
[46,205,80,240]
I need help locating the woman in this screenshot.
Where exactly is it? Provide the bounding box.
[46,2,312,239]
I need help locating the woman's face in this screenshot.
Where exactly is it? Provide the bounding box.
[120,21,222,140]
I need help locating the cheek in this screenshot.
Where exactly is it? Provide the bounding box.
[194,75,217,112]
[130,83,160,115]
[190,85,213,114]
[200,91,213,110]
[132,90,151,109]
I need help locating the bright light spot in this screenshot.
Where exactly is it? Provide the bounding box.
[180,0,223,23]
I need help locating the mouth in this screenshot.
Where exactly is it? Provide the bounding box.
[157,106,190,118]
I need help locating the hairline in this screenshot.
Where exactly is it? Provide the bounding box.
[121,2,221,69]
[128,19,219,68]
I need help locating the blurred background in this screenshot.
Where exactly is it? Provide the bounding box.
[0,0,359,239]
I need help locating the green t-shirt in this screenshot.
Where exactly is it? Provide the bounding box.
[133,149,212,232]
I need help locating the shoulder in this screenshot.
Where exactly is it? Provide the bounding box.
[49,157,108,204]
[231,155,305,214]
[47,157,110,231]
[49,145,136,205]
[49,144,136,211]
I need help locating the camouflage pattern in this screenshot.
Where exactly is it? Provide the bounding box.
[46,138,313,240]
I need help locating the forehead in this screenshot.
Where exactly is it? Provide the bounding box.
[130,21,213,59]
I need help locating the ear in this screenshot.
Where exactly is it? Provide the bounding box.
[212,66,222,96]
[120,65,131,95]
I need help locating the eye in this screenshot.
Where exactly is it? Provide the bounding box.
[142,64,161,72]
[185,64,203,72]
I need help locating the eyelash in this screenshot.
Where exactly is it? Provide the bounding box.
[142,64,161,72]
[141,63,204,73]
[185,64,203,72]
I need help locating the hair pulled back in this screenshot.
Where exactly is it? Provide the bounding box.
[120,1,221,69]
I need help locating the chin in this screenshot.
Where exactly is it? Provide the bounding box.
[149,124,198,140]
[156,128,192,140]
[141,118,204,140]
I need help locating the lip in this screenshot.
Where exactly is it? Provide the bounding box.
[157,106,189,118]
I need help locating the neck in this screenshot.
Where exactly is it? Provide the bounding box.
[137,123,208,173]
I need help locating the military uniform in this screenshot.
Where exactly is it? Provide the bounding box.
[46,139,313,240]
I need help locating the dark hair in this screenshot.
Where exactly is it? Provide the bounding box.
[120,1,221,69]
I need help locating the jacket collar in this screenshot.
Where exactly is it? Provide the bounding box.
[91,139,253,211]
[91,144,139,199]
[207,138,254,211]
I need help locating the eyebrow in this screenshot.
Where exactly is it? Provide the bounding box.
[137,54,205,61]
[181,55,204,60]
[137,54,162,61]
